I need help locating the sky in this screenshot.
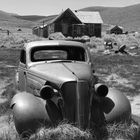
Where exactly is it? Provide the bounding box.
[1,0,140,16]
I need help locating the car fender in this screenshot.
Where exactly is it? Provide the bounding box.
[10,92,51,135]
[101,88,131,122]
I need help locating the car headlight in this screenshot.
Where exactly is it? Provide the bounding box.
[40,85,54,100]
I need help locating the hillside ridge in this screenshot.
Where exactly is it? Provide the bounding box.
[0,4,140,31]
[79,4,140,32]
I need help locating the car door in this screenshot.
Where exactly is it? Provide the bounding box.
[18,49,27,91]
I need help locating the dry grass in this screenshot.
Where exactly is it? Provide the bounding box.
[30,123,94,140]
[91,49,140,97]
[0,29,46,49]
[88,33,140,54]
[89,120,140,140]
[106,121,140,140]
[0,114,19,140]
[0,119,139,140]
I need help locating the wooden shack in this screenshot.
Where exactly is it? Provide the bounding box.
[32,26,44,37]
[107,25,123,34]
[46,8,82,37]
[32,24,48,37]
[33,8,103,38]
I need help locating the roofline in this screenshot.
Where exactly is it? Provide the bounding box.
[47,8,82,25]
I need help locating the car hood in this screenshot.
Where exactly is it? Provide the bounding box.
[29,62,92,87]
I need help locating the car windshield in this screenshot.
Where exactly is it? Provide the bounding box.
[31,46,87,62]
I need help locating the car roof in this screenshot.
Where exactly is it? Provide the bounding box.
[24,40,86,51]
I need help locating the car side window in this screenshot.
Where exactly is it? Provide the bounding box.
[20,50,26,64]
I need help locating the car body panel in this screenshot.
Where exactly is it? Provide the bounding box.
[28,62,92,88]
[11,92,51,135]
[104,88,131,122]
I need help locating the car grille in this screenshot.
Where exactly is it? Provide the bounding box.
[61,81,90,129]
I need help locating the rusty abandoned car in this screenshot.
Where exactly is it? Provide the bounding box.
[11,40,131,135]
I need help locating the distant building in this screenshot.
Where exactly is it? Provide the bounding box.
[106,25,123,34]
[32,25,44,37]
[33,8,103,38]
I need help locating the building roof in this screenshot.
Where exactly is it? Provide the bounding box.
[73,11,103,24]
[33,24,47,29]
[48,8,81,25]
[108,25,123,31]
[34,8,103,29]
[48,8,103,25]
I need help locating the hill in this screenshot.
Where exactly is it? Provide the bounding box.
[79,4,140,32]
[14,15,47,22]
[0,10,35,29]
[0,4,140,32]
[0,9,56,30]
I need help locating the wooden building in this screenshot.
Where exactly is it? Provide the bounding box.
[33,8,103,38]
[73,10,103,37]
[106,25,123,34]
[32,26,43,37]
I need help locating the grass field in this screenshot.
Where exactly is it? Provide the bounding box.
[0,32,140,139]
[91,52,140,97]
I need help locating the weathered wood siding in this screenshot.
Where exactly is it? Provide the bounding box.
[94,24,102,37]
[71,23,101,37]
[32,27,44,37]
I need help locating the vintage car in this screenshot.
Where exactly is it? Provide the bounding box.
[11,40,131,135]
